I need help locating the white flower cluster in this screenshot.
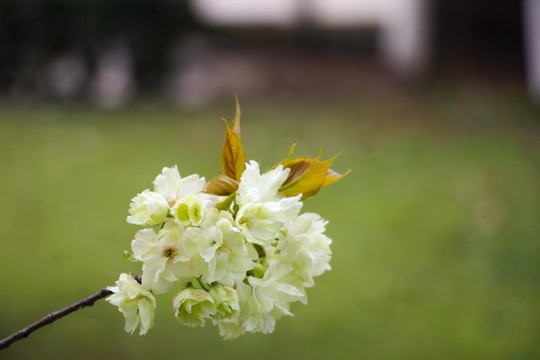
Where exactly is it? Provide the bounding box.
[108,161,332,339]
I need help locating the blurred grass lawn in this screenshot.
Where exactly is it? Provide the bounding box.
[1,91,539,359]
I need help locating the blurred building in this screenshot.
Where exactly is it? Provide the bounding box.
[524,0,540,103]
[192,0,430,77]
[0,0,528,106]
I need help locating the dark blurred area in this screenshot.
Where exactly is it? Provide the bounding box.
[0,0,529,106]
[434,2,522,68]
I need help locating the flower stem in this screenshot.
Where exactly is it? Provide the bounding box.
[196,277,210,292]
[0,275,141,350]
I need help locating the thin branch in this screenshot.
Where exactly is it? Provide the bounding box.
[0,276,141,350]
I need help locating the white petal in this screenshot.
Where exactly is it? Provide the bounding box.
[153,166,182,202]
[131,229,159,260]
[176,174,206,199]
[238,161,290,204]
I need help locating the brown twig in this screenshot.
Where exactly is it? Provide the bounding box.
[0,275,141,350]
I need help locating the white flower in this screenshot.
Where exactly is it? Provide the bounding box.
[173,288,217,327]
[237,161,289,205]
[131,220,192,294]
[209,284,240,322]
[126,189,169,226]
[235,161,302,246]
[235,203,281,246]
[185,210,257,286]
[217,315,245,340]
[153,166,206,207]
[106,273,156,335]
[248,264,306,314]
[235,197,302,247]
[236,264,306,335]
[278,213,332,287]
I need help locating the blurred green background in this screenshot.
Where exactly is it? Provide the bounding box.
[1,88,539,359]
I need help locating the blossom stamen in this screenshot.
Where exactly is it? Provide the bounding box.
[163,247,177,259]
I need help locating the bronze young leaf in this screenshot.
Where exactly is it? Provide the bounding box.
[279,150,349,200]
[203,175,239,196]
[221,99,246,182]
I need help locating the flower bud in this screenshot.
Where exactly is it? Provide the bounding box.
[173,288,216,327]
[127,189,169,226]
[209,284,239,321]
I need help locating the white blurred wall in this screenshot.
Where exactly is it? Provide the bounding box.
[523,0,540,102]
[190,0,430,77]
[190,0,301,27]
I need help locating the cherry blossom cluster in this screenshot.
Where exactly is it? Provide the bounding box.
[107,104,346,339]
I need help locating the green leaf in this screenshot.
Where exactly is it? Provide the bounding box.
[216,192,236,211]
